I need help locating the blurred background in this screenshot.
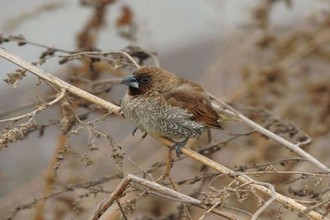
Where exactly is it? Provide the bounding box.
[0,0,329,219]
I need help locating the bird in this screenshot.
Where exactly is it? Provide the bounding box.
[120,66,223,157]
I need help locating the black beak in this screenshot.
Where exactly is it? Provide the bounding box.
[120,75,139,89]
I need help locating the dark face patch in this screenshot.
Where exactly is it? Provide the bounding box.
[128,73,152,96]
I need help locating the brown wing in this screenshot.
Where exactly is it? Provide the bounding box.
[163,81,223,129]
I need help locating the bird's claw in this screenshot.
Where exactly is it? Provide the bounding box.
[132,128,148,139]
[132,128,138,136]
[141,132,147,139]
[172,138,189,158]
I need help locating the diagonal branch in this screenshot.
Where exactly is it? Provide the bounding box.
[209,94,330,173]
[92,174,238,220]
[1,48,328,220]
[0,88,66,123]
[0,48,122,116]
[180,147,328,220]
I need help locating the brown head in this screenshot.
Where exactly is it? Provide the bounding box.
[120,66,178,96]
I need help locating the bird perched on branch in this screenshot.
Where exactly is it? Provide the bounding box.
[120,66,223,157]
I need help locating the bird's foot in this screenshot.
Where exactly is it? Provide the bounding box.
[132,128,138,136]
[172,138,189,158]
[141,132,147,139]
[132,128,147,139]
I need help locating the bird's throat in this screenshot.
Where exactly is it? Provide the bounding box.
[128,87,143,96]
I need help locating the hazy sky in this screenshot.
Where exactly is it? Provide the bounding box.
[0,0,324,51]
[0,0,326,76]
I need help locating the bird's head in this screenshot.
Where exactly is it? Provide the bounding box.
[121,66,176,96]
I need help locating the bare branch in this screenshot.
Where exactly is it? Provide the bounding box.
[0,48,122,115]
[179,147,327,220]
[209,94,330,173]
[92,174,238,220]
[60,51,140,69]
[238,173,276,220]
[0,88,66,123]
[1,47,328,220]
[198,200,221,220]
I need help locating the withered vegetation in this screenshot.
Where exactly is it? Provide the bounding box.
[0,1,329,220]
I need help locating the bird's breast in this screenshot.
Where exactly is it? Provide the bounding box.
[121,95,206,140]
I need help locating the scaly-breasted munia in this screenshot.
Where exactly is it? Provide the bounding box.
[120,66,223,156]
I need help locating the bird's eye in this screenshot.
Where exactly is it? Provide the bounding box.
[140,76,151,84]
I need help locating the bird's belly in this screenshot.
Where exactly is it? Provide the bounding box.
[121,97,206,141]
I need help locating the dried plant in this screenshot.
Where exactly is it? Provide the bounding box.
[0,1,329,220]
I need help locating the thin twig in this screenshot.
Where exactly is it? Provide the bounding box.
[1,48,327,220]
[116,201,128,220]
[0,88,66,123]
[209,94,330,173]
[0,48,122,115]
[128,174,202,205]
[144,50,160,67]
[238,173,276,220]
[245,170,330,177]
[303,199,330,215]
[0,78,120,119]
[59,51,140,69]
[198,200,221,220]
[92,176,131,220]
[179,147,327,220]
[92,174,238,220]
[0,100,49,118]
[244,157,308,170]
[223,205,254,218]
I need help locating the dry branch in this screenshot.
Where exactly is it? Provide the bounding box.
[92,174,238,220]
[59,51,140,69]
[0,48,328,219]
[0,88,66,123]
[180,148,328,220]
[210,94,330,173]
[0,48,121,116]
